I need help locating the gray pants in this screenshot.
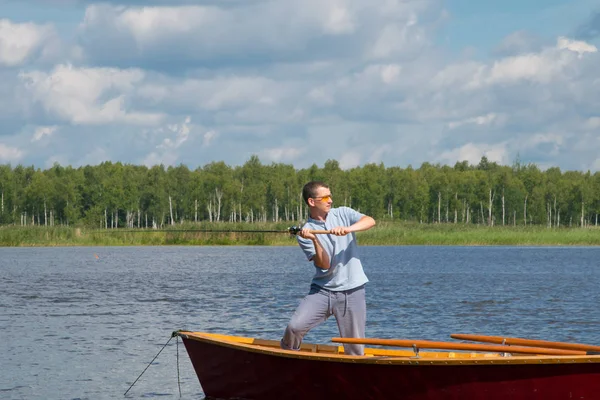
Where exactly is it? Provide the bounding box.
[281,284,366,356]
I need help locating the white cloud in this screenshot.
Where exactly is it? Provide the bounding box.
[517,133,565,156]
[367,145,392,164]
[1,2,599,173]
[585,117,600,129]
[202,130,218,147]
[260,146,305,162]
[526,133,564,147]
[308,87,335,106]
[158,116,191,149]
[355,63,403,85]
[19,64,164,125]
[0,19,58,67]
[322,2,355,35]
[448,113,501,129]
[75,147,110,166]
[0,143,24,162]
[431,62,483,89]
[138,76,291,114]
[437,142,508,165]
[368,15,424,59]
[32,126,58,142]
[136,116,207,167]
[380,64,402,84]
[557,36,598,57]
[78,1,438,68]
[114,6,211,42]
[142,151,178,168]
[339,151,362,169]
[79,3,339,62]
[203,78,281,111]
[44,154,69,169]
[486,53,555,84]
[494,31,544,56]
[432,37,598,90]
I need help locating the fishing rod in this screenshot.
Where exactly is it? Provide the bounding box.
[87,226,330,235]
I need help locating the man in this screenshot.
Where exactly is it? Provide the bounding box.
[281,181,376,356]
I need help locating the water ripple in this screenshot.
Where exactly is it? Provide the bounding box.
[1,245,599,399]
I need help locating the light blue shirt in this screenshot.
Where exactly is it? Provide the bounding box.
[297,206,369,291]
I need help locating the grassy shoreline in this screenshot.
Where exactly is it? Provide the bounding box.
[1,222,600,247]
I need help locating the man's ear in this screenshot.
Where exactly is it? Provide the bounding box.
[307,198,315,207]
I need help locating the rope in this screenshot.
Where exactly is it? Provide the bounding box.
[177,334,182,397]
[124,335,174,397]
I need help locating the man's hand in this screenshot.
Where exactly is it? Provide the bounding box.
[299,227,318,241]
[300,227,330,269]
[329,226,350,236]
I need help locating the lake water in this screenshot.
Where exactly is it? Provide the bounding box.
[2,245,600,399]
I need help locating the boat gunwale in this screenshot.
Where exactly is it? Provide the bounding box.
[177,331,600,366]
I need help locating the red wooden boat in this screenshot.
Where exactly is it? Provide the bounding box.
[175,331,600,400]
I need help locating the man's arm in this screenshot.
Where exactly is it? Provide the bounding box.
[299,228,331,270]
[330,215,376,236]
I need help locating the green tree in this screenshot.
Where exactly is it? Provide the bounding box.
[0,164,13,224]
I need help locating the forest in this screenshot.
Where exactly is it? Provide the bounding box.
[1,155,599,229]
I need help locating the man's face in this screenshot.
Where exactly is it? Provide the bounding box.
[309,186,333,212]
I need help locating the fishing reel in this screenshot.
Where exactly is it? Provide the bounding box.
[288,226,302,235]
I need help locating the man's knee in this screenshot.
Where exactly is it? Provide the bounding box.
[282,321,306,351]
[285,318,307,337]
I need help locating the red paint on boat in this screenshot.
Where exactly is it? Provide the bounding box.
[180,334,600,400]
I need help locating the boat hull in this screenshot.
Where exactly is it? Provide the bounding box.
[180,333,600,400]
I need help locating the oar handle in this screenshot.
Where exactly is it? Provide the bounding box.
[450,333,600,352]
[332,337,587,356]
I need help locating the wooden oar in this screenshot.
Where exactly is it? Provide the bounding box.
[332,337,587,356]
[451,333,600,353]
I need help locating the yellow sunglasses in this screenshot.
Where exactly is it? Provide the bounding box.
[312,195,332,203]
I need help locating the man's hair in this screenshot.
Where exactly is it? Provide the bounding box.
[302,181,329,205]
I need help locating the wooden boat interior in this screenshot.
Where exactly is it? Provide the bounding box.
[181,332,526,359]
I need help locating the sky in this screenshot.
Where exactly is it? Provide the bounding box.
[0,0,599,172]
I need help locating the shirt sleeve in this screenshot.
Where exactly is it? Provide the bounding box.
[340,206,365,225]
[297,235,316,261]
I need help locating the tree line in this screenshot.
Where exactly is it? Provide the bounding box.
[0,155,599,229]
